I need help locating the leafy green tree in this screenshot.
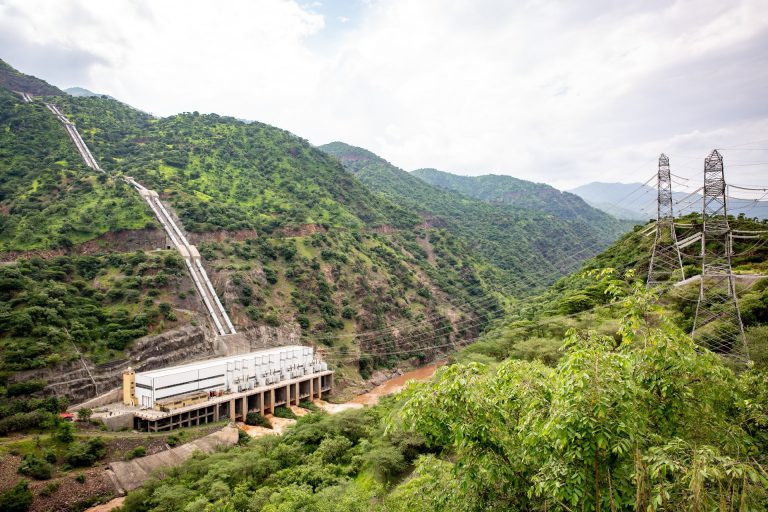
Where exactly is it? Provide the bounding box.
[77,408,92,422]
[55,421,75,443]
[392,277,768,511]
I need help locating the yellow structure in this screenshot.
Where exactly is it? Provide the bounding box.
[122,368,136,406]
[155,391,209,412]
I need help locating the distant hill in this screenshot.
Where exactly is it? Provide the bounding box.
[569,181,768,221]
[0,58,62,96]
[412,168,634,235]
[320,142,632,294]
[65,86,115,100]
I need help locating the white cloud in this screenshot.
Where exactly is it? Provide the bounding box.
[1,0,767,189]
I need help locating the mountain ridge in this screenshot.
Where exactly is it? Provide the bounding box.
[320,141,633,294]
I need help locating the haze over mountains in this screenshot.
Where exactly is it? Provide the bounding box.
[570,181,768,221]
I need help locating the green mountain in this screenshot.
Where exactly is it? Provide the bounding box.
[320,142,632,294]
[64,86,115,100]
[412,167,634,237]
[0,62,498,398]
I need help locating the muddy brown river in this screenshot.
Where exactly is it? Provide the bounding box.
[350,362,444,405]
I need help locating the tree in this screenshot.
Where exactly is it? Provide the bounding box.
[392,277,768,511]
[77,408,92,422]
[55,421,75,443]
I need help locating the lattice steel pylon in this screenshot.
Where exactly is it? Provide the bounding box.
[691,150,749,362]
[647,154,685,287]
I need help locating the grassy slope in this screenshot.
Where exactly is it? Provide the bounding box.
[55,96,418,234]
[0,88,155,252]
[320,142,630,295]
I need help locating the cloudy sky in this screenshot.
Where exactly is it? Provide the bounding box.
[1,0,767,194]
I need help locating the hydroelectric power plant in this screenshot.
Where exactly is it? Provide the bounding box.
[119,346,332,432]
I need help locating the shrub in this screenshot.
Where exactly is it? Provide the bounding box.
[39,481,59,497]
[296,315,310,329]
[299,400,320,412]
[125,445,146,460]
[65,437,106,467]
[55,421,75,443]
[158,302,173,318]
[273,406,297,420]
[0,480,33,512]
[42,449,57,464]
[245,412,272,429]
[263,267,278,284]
[362,444,406,481]
[18,454,54,480]
[75,473,86,484]
[6,380,47,397]
[77,408,93,422]
[314,435,353,464]
[0,411,51,436]
[237,429,250,445]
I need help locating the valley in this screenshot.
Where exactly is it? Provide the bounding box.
[0,55,767,512]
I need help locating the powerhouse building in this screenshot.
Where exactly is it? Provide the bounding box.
[122,345,333,431]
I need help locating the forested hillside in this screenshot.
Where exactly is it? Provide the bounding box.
[412,167,631,238]
[0,63,500,402]
[118,247,768,512]
[54,96,417,235]
[459,214,768,368]
[321,142,631,294]
[0,87,153,252]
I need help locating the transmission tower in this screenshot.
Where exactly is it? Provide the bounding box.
[691,150,748,361]
[647,154,685,287]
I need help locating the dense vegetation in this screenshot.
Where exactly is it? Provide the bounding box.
[0,250,190,374]
[53,96,417,234]
[201,227,499,375]
[0,87,154,251]
[320,142,630,295]
[459,214,768,368]
[119,277,768,511]
[0,61,507,391]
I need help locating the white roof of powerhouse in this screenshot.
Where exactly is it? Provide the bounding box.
[136,345,313,380]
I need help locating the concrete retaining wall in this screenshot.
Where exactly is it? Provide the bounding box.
[109,425,239,491]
